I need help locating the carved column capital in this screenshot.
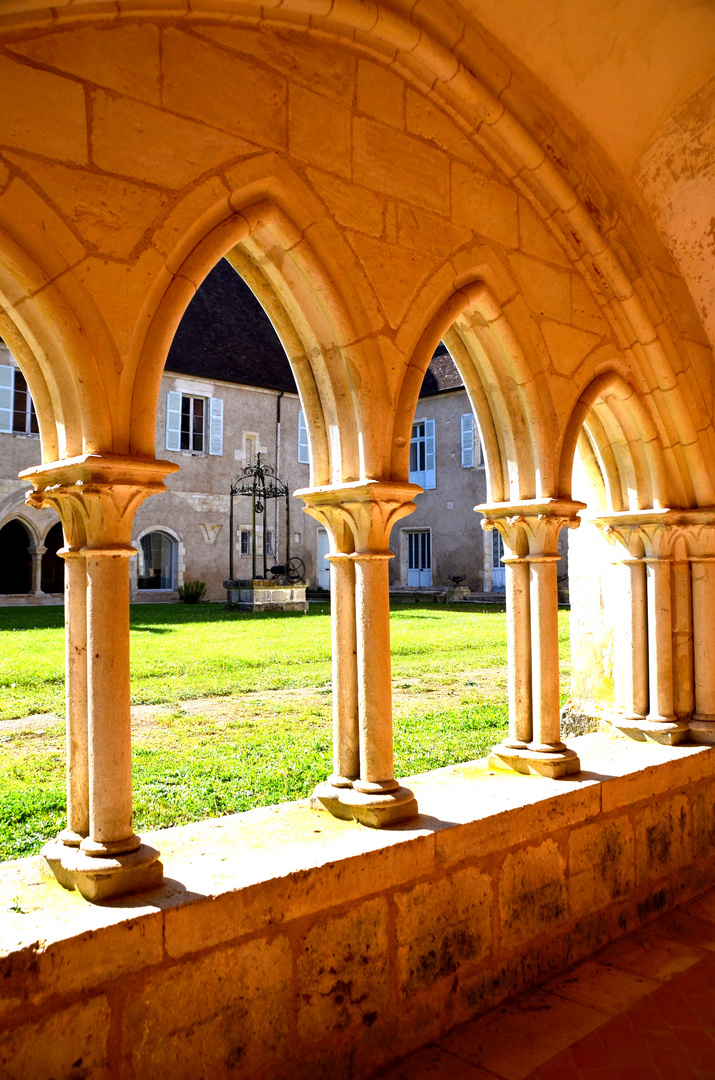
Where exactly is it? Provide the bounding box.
[297,479,421,553]
[477,498,585,557]
[22,453,179,551]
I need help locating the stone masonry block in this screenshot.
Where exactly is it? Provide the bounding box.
[0,912,163,1024]
[635,793,692,885]
[601,747,713,813]
[357,59,405,128]
[691,780,715,861]
[307,168,384,237]
[395,866,492,997]
[508,252,572,321]
[8,24,162,106]
[295,897,389,1044]
[397,202,473,257]
[452,160,519,248]
[353,116,449,214]
[406,88,493,168]
[92,91,256,190]
[289,84,352,178]
[499,839,568,951]
[199,25,355,107]
[0,995,109,1080]
[0,54,87,164]
[162,29,286,149]
[569,815,635,920]
[128,935,291,1078]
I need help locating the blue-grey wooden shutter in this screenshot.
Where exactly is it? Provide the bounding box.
[166,391,182,451]
[461,413,474,468]
[298,410,309,463]
[424,418,436,489]
[209,397,224,456]
[0,365,14,434]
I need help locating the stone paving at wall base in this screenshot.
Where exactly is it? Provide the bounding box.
[374,887,715,1079]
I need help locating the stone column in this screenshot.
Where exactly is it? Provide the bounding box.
[479,500,584,779]
[690,556,715,742]
[31,545,46,595]
[528,554,566,752]
[621,558,649,721]
[327,551,359,787]
[59,549,89,845]
[645,556,676,724]
[671,556,694,722]
[299,479,421,826]
[22,453,178,900]
[502,555,532,748]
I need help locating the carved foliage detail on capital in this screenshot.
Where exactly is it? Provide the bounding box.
[482,512,579,558]
[22,455,177,551]
[299,482,419,554]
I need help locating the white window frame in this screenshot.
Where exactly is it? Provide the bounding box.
[298,410,309,464]
[0,364,39,436]
[405,528,432,587]
[240,530,252,556]
[408,418,436,489]
[166,391,223,456]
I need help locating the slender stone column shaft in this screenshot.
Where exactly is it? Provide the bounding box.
[621,558,649,720]
[645,557,675,723]
[671,559,694,720]
[31,546,46,595]
[528,555,565,751]
[327,553,359,785]
[352,552,398,794]
[59,550,89,844]
[81,549,140,856]
[503,556,532,748]
[691,558,715,721]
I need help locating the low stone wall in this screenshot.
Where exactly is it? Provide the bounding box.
[2,732,714,1080]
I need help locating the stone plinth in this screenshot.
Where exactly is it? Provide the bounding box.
[223,578,308,612]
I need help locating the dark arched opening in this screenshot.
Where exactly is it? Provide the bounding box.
[41,521,65,594]
[0,520,32,594]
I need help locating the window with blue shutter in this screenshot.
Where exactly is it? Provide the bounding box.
[409,419,436,489]
[166,391,182,451]
[0,365,14,434]
[298,410,309,464]
[461,413,475,468]
[209,397,223,456]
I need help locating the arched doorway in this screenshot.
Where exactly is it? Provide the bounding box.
[137,531,177,591]
[0,520,32,594]
[41,522,64,594]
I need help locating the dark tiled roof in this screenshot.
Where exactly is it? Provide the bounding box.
[167,257,464,397]
[166,258,298,393]
[419,346,464,396]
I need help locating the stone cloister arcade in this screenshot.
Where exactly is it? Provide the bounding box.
[1,1,714,1074]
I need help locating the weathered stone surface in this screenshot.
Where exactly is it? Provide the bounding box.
[128,936,292,1078]
[0,996,110,1080]
[569,816,635,918]
[635,793,692,884]
[353,116,450,213]
[395,867,492,996]
[0,54,86,163]
[296,898,390,1042]
[499,839,568,951]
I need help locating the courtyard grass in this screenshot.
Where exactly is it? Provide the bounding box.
[0,603,571,861]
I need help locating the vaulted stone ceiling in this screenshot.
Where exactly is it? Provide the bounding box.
[460,0,715,344]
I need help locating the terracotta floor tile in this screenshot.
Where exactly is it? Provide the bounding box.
[613,1069,660,1080]
[569,1030,613,1068]
[684,1043,715,1069]
[543,961,659,1016]
[596,930,705,982]
[375,1044,496,1079]
[437,991,604,1080]
[533,1063,579,1080]
[675,1027,715,1048]
[688,888,715,924]
[650,908,715,952]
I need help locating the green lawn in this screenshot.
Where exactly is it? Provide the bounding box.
[0,603,571,861]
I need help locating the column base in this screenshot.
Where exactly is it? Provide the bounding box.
[688,718,715,745]
[611,717,689,745]
[311,780,418,827]
[42,842,163,901]
[489,743,581,778]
